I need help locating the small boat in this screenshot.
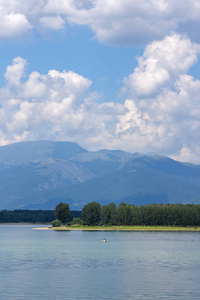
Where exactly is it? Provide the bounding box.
[101,239,108,242]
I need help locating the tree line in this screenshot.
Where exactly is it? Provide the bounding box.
[0,209,81,223]
[100,202,200,227]
[54,202,200,227]
[1,202,200,226]
[100,202,200,226]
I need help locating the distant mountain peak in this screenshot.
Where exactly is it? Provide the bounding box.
[0,140,200,210]
[0,140,87,164]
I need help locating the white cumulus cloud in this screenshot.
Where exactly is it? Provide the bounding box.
[1,34,200,163]
[0,8,31,38]
[0,0,200,45]
[0,56,104,146]
[122,34,200,96]
[66,0,200,46]
[4,57,27,85]
[117,34,200,162]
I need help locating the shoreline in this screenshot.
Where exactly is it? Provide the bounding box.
[34,225,200,231]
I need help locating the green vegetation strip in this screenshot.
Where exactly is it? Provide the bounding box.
[36,225,200,231]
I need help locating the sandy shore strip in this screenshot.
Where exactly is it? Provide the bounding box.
[34,225,200,231]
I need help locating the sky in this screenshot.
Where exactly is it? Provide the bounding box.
[1,0,200,163]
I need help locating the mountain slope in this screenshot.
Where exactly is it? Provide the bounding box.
[0,140,200,210]
[0,140,87,165]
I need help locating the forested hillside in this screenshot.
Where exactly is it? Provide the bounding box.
[0,210,81,223]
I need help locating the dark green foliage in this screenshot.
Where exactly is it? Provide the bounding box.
[82,202,101,225]
[0,209,81,223]
[85,202,200,227]
[108,203,117,225]
[1,202,200,226]
[115,203,200,226]
[117,203,134,225]
[101,203,117,225]
[54,202,71,225]
[52,219,61,227]
[101,205,109,225]
[0,209,55,223]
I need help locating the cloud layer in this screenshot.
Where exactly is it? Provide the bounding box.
[1,34,200,163]
[1,0,200,45]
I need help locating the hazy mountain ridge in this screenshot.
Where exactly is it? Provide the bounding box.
[0,140,200,210]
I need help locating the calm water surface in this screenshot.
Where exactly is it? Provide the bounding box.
[0,225,200,299]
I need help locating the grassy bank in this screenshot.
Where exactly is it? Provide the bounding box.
[35,225,200,231]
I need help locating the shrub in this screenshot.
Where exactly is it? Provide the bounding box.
[70,217,82,225]
[52,219,62,227]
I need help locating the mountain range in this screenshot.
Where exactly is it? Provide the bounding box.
[0,140,200,210]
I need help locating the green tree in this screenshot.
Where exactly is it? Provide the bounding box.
[101,205,109,225]
[117,202,129,225]
[107,203,117,225]
[131,205,139,225]
[82,202,101,225]
[54,202,71,225]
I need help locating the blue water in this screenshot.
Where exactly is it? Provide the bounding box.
[0,225,200,299]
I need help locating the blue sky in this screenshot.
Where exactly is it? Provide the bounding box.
[0,27,141,101]
[1,0,200,163]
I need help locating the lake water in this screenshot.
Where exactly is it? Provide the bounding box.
[0,225,200,299]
